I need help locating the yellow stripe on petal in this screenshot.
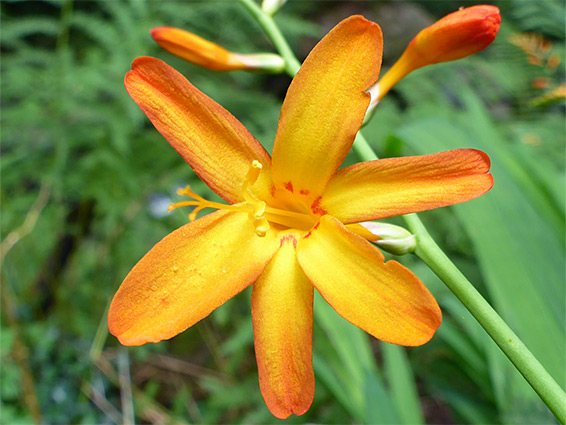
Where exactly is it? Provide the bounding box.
[108,210,278,346]
[271,16,382,202]
[297,216,441,346]
[252,233,314,419]
[125,57,273,204]
[322,149,493,224]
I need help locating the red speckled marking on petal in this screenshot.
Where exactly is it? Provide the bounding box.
[280,234,298,249]
[310,197,327,216]
[303,221,321,239]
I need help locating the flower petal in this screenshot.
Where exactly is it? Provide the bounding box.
[322,149,493,223]
[297,216,441,346]
[108,210,279,346]
[271,16,382,202]
[252,233,314,419]
[125,57,273,204]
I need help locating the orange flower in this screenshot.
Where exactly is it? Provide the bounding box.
[373,5,501,102]
[151,26,284,72]
[109,16,493,418]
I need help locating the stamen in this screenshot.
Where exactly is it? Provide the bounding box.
[168,161,318,235]
[168,185,243,218]
[253,217,270,237]
[264,207,315,230]
[167,162,274,237]
[242,160,263,204]
[188,205,207,221]
[246,160,263,186]
[253,200,266,219]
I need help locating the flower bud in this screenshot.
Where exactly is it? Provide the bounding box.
[359,222,416,255]
[151,27,285,73]
[262,0,287,15]
[370,5,501,104]
[409,5,501,66]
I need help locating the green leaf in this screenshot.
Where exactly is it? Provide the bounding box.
[313,293,400,424]
[383,343,425,425]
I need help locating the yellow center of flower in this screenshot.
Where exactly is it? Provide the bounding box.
[168,161,318,236]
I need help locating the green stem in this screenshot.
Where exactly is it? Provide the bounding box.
[352,132,378,161]
[403,213,566,424]
[238,0,301,75]
[242,3,566,422]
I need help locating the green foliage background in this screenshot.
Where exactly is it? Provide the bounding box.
[1,0,564,424]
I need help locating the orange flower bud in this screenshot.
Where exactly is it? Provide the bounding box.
[151,27,285,72]
[409,5,501,66]
[532,77,550,90]
[547,54,561,71]
[371,5,501,104]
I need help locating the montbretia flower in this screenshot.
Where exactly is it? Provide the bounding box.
[151,26,285,72]
[109,16,493,419]
[372,5,501,103]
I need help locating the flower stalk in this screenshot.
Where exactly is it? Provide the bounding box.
[262,0,287,16]
[404,213,566,424]
[238,0,301,75]
[238,1,566,422]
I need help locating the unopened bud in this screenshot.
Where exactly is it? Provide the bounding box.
[360,222,416,255]
[151,27,285,73]
[369,5,501,105]
[262,0,287,15]
[410,5,501,65]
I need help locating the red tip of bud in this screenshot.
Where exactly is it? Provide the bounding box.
[410,5,501,65]
[374,5,501,102]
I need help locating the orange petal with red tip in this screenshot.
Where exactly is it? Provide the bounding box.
[271,16,382,203]
[108,210,278,346]
[125,57,272,204]
[411,5,501,65]
[252,233,314,419]
[297,216,441,346]
[321,149,493,224]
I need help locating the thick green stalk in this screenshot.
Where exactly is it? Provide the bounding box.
[240,2,566,422]
[403,213,566,423]
[352,132,379,161]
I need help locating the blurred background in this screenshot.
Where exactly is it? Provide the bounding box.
[1,0,564,423]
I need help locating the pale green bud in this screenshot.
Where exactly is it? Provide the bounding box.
[360,222,416,255]
[262,0,287,15]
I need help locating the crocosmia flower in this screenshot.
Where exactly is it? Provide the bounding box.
[109,16,493,418]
